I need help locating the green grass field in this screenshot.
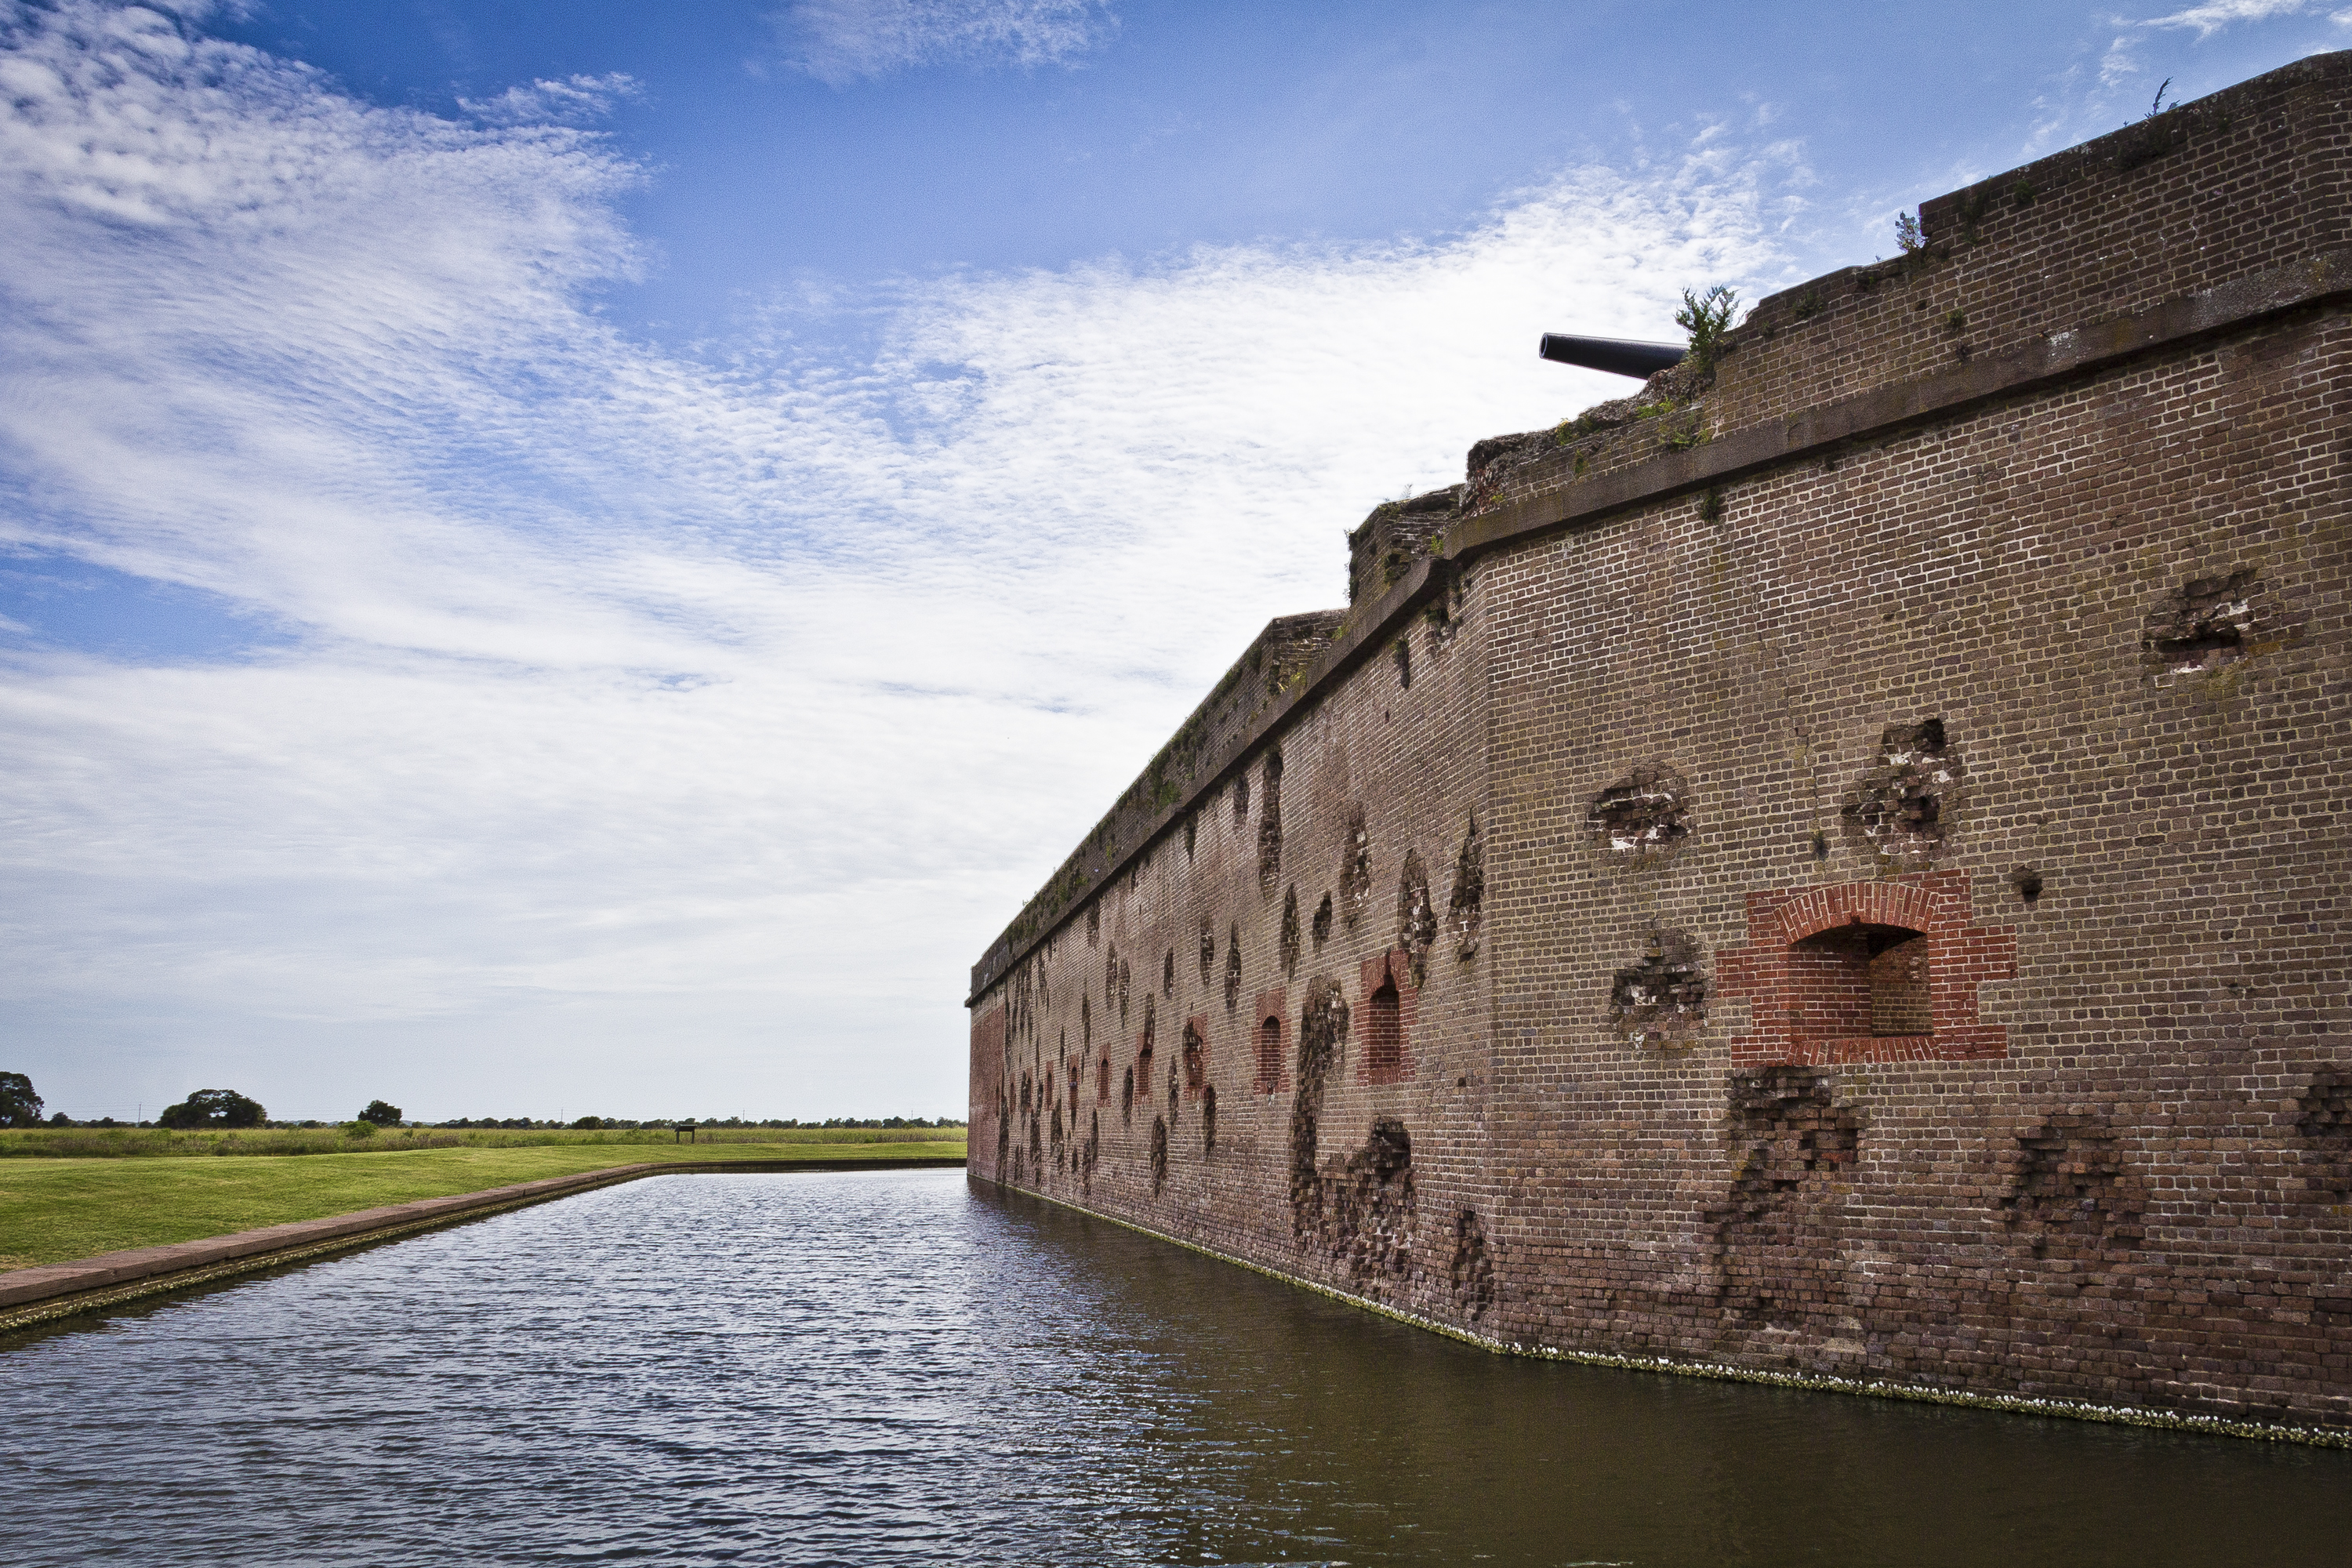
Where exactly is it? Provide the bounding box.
[0,1135,966,1269]
[0,1124,960,1159]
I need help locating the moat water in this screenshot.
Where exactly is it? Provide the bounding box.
[2,1168,2340,1566]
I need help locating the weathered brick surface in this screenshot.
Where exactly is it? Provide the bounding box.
[971,55,2352,1432]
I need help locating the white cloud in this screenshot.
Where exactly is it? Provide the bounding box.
[459,72,640,126]
[2138,0,2319,37]
[776,0,1115,85]
[2100,32,2142,86]
[0,1,1790,1118]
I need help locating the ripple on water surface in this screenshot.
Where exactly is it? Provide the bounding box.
[2,1169,2342,1566]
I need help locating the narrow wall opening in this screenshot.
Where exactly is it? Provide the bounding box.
[1256,1011,1285,1094]
[1789,922,1930,1037]
[1366,972,1404,1083]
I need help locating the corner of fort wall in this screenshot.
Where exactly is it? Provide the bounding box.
[970,53,2352,1436]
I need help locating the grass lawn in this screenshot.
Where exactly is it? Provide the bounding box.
[0,1138,966,1269]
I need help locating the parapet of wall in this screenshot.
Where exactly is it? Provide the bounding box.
[1469,53,2352,522]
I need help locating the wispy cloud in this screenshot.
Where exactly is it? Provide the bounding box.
[459,72,640,126]
[2137,0,2321,37]
[0,1,1789,1116]
[775,0,1116,85]
[2021,0,2341,158]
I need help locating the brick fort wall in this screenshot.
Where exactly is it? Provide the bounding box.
[967,55,2352,1435]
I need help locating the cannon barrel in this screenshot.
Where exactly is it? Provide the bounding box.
[1537,334,1685,378]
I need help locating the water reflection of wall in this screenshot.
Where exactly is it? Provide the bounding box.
[969,53,2352,1436]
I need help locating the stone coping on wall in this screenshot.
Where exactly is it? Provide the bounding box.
[967,243,2352,1006]
[0,1156,967,1331]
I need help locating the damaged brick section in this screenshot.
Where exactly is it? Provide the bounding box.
[1998,1114,2145,1262]
[2297,1068,2352,1200]
[2142,568,2299,675]
[1608,928,1708,1047]
[1223,922,1243,1011]
[1449,1209,1496,1320]
[1587,764,1692,863]
[1709,1067,1861,1326]
[1320,1119,1417,1292]
[1397,850,1436,986]
[1287,978,1414,1291]
[1447,815,1484,961]
[1338,805,1373,926]
[1287,976,1349,1232]
[1258,750,1285,891]
[1842,719,1961,866]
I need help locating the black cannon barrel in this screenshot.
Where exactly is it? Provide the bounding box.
[1537,334,1685,378]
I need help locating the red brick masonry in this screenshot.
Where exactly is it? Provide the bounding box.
[1716,873,2016,1066]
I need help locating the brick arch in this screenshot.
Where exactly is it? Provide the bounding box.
[1253,987,1287,1094]
[1357,948,1417,1085]
[1765,880,1942,946]
[1717,871,2016,1066]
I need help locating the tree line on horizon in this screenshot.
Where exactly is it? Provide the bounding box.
[0,1073,964,1132]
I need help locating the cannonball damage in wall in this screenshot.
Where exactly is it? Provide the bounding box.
[1448,1208,1495,1320]
[1279,885,1302,978]
[1842,718,1961,866]
[1338,804,1372,927]
[1223,923,1243,1011]
[1311,891,1334,950]
[2142,568,2292,675]
[1397,851,1436,986]
[1447,815,1484,961]
[1586,764,1692,863]
[1258,750,1285,891]
[1198,920,1215,984]
[1288,976,1350,1231]
[1609,928,1708,1047]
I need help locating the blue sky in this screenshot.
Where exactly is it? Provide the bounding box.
[2,0,2345,1123]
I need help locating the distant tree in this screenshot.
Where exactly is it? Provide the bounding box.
[358,1099,404,1127]
[158,1089,267,1129]
[571,1116,603,1130]
[48,1111,71,1127]
[0,1072,45,1127]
